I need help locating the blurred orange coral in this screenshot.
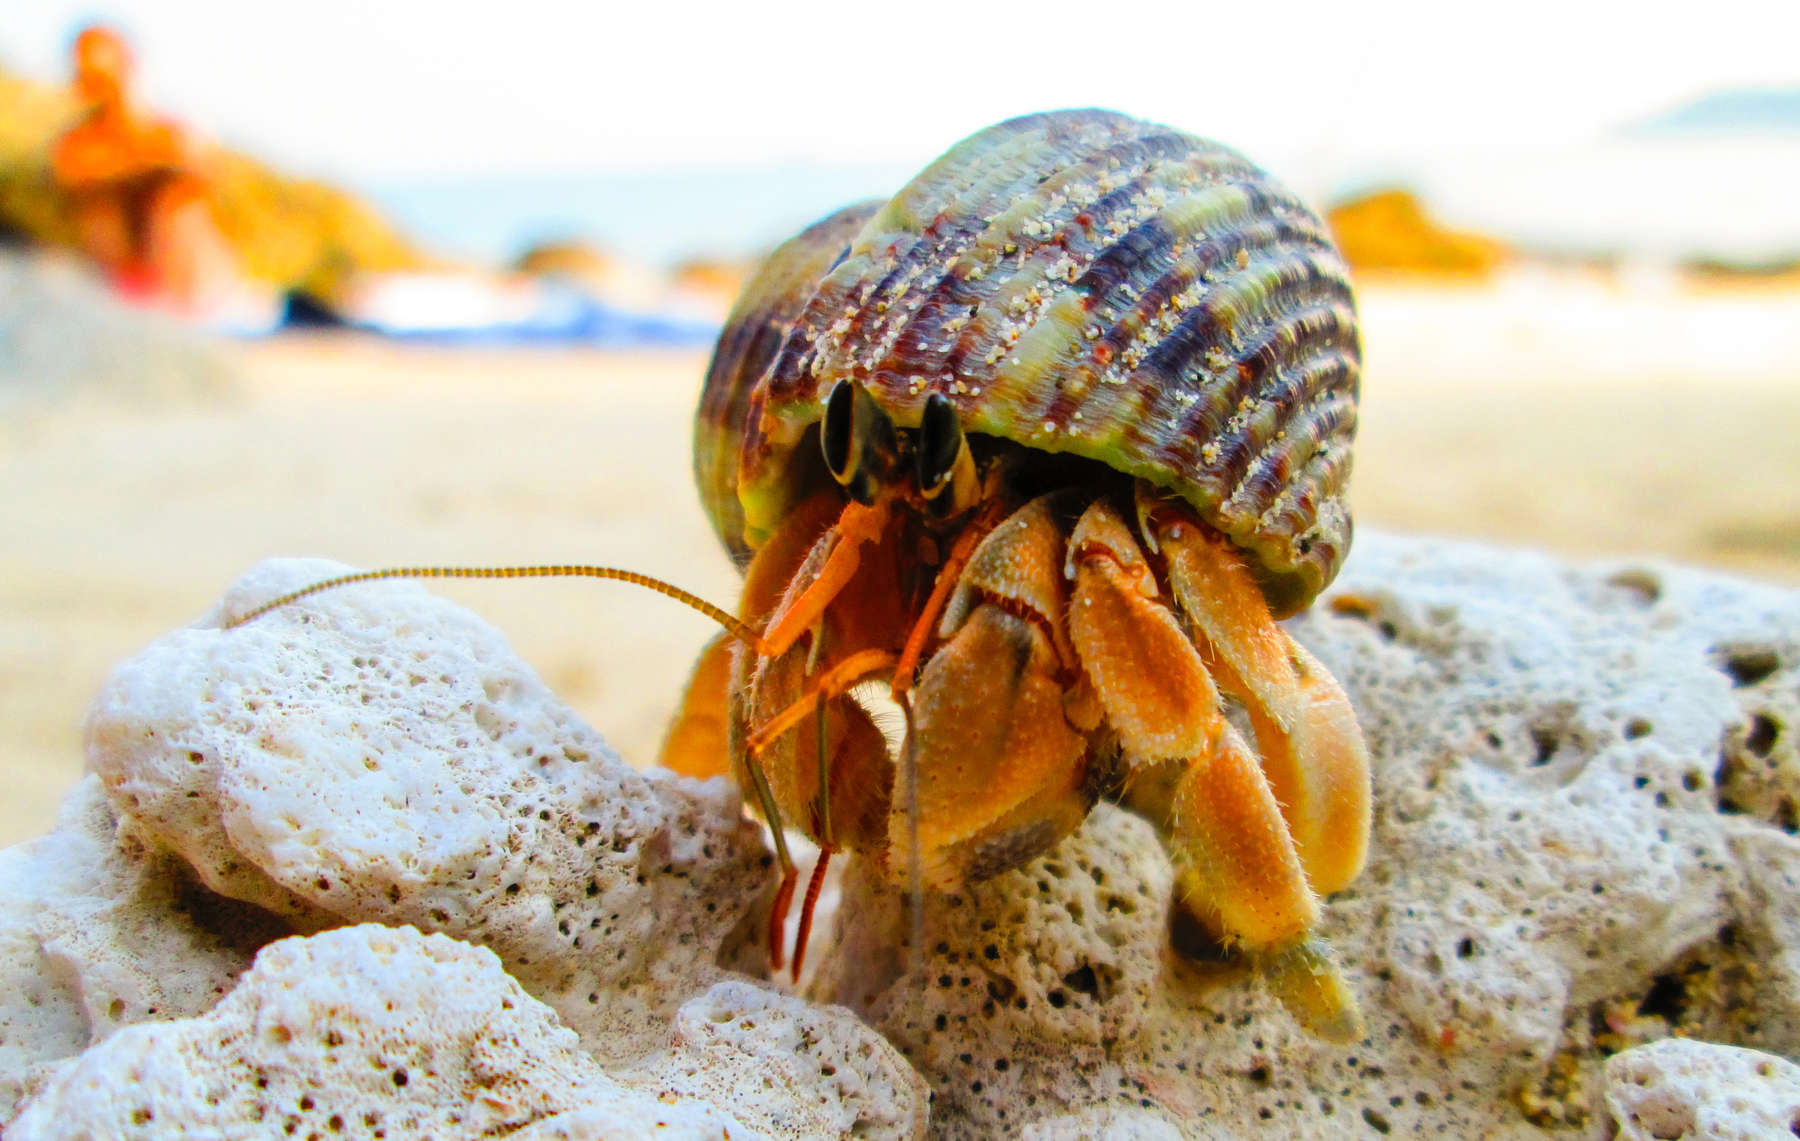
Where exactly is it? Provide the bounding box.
[1326,188,1508,279]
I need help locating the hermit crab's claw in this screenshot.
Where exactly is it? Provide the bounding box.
[905,494,1092,886]
[1070,496,1365,1041]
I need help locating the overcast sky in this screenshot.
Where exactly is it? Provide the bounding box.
[5,0,1796,185]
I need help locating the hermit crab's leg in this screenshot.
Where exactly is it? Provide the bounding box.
[659,632,736,778]
[1066,499,1361,1040]
[890,496,1009,698]
[759,502,891,656]
[745,648,899,758]
[1142,490,1370,895]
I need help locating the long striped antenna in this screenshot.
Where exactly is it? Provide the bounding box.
[225,564,770,655]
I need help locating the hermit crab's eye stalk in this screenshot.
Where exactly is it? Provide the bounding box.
[820,379,900,505]
[915,393,978,518]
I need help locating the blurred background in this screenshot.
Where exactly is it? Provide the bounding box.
[2,0,1797,844]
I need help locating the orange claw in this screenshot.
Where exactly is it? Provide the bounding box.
[1066,499,1218,760]
[904,497,1091,885]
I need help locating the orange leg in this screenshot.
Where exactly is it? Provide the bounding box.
[744,647,898,757]
[890,497,1008,698]
[1146,488,1370,896]
[1069,497,1363,1040]
[659,631,735,779]
[760,500,890,656]
[791,845,833,982]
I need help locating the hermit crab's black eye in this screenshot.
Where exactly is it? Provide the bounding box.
[820,379,899,505]
[823,379,856,485]
[916,393,963,499]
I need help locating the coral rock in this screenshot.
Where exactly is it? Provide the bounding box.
[1602,1039,1800,1141]
[8,534,1798,1139]
[629,979,928,1141]
[82,559,772,1063]
[9,924,757,1140]
[0,776,270,1120]
[30,558,926,1140]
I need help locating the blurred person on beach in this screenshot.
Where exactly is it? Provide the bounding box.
[50,24,239,316]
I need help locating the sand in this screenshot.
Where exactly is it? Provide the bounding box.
[3,273,1798,846]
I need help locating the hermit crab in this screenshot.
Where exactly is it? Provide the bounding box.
[669,109,1371,1038]
[235,109,1371,1040]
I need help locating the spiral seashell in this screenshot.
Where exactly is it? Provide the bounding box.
[694,200,881,567]
[699,109,1360,614]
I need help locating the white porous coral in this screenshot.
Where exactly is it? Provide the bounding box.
[81,559,774,1062]
[1602,1038,1800,1141]
[0,777,271,1116]
[2,536,1796,1140]
[4,558,925,1139]
[10,924,759,1140]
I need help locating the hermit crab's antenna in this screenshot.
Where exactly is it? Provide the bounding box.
[224,564,769,655]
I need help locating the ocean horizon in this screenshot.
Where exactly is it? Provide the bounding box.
[364,133,1800,272]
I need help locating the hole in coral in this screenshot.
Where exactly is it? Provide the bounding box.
[1062,964,1103,1001]
[1624,719,1652,740]
[1605,569,1661,606]
[1530,727,1559,767]
[1746,714,1780,758]
[1717,647,1780,688]
[1362,1107,1391,1133]
[1637,973,1689,1023]
[1455,937,1476,959]
[1714,753,1748,815]
[1169,908,1232,964]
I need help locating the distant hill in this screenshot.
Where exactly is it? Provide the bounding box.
[1626,88,1800,135]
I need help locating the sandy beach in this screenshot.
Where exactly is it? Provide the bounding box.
[3,273,1798,846]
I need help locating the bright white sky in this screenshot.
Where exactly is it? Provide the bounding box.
[4,0,1797,184]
